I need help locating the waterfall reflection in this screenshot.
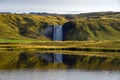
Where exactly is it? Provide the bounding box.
[53,25,63,63]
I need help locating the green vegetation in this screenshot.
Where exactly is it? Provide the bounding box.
[62,12,120,41]
[63,18,120,41]
[0,39,38,43]
[0,13,67,40]
[0,51,67,69]
[73,54,120,70]
[0,12,120,41]
[0,12,120,70]
[0,40,120,52]
[0,51,120,70]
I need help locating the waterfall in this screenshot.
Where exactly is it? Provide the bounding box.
[53,25,63,63]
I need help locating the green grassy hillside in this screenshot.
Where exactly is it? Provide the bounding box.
[63,17,120,41]
[0,13,67,41]
[0,12,120,41]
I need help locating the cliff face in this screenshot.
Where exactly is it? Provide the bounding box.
[0,14,67,40]
[63,12,120,41]
[63,18,120,41]
[0,12,120,41]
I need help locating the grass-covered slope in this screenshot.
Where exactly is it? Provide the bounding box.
[63,18,120,41]
[0,12,120,41]
[0,13,67,41]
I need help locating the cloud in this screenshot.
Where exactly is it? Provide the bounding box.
[0,0,120,13]
[0,0,4,2]
[118,0,120,4]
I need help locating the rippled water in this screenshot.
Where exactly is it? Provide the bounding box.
[0,70,120,80]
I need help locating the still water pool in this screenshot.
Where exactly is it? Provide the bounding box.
[0,70,120,80]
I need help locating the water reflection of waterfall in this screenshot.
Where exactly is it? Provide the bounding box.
[53,25,63,63]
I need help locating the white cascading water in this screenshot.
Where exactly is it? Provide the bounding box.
[53,25,63,63]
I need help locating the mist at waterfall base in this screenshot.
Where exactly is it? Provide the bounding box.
[53,25,63,63]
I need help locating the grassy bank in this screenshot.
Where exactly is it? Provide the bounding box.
[0,39,38,43]
[0,40,120,52]
[0,40,119,70]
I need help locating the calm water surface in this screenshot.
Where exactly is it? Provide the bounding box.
[0,70,120,80]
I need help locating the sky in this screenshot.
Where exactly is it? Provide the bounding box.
[0,0,120,14]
